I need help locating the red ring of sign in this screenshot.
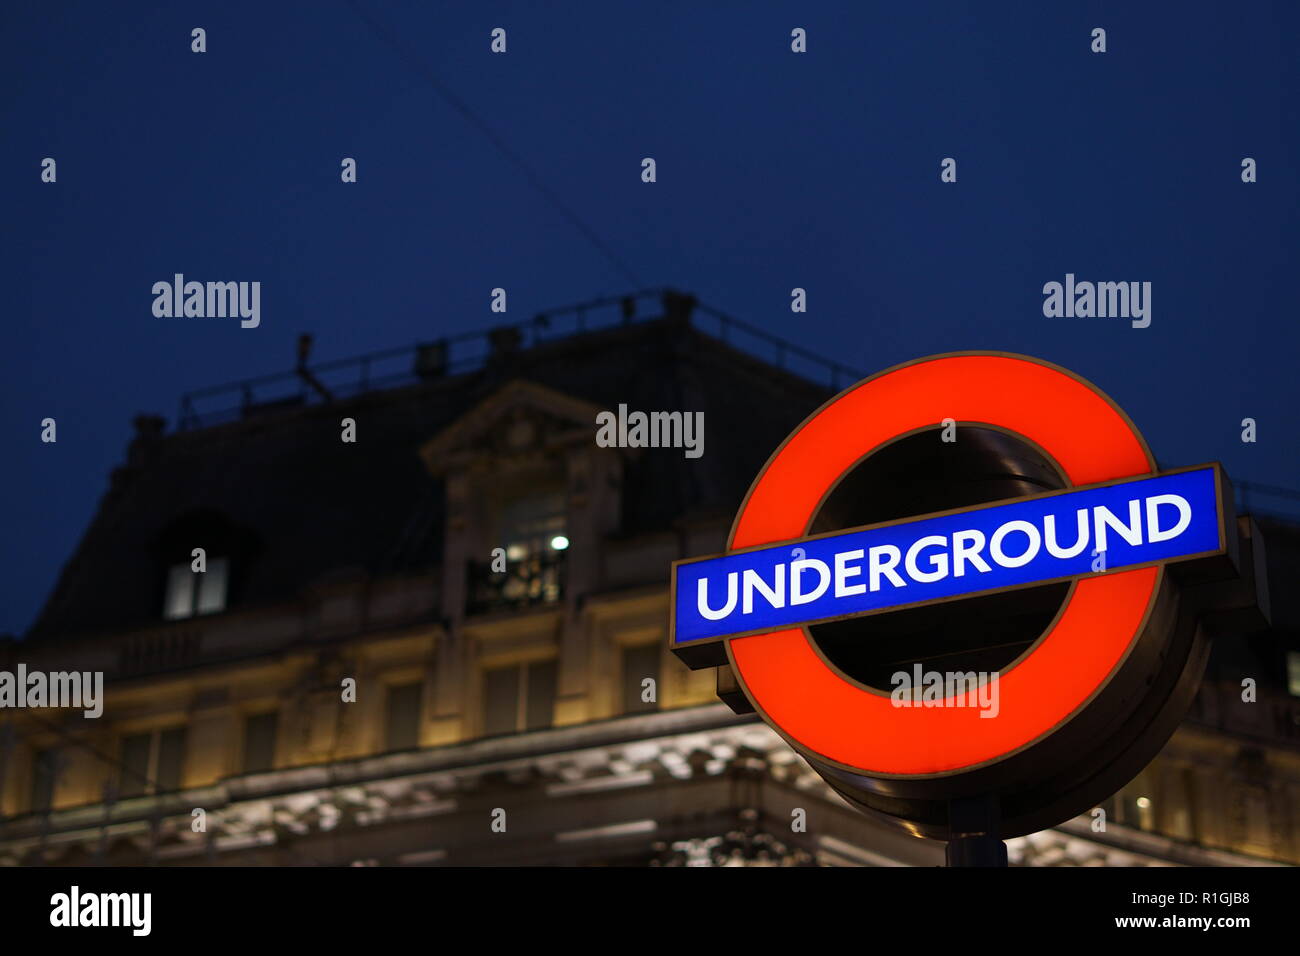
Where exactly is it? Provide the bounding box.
[726,353,1159,776]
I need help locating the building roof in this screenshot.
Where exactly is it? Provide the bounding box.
[26,296,835,641]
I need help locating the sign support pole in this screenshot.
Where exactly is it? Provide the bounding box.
[945,795,1008,867]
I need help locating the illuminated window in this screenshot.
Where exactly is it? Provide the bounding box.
[500,491,566,560]
[468,490,567,614]
[152,509,256,622]
[498,492,566,605]
[1287,651,1300,697]
[483,660,557,735]
[163,557,228,620]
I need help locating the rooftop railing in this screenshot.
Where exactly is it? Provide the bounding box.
[170,299,1300,521]
[176,288,863,431]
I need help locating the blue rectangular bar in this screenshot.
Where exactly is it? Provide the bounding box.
[671,466,1224,647]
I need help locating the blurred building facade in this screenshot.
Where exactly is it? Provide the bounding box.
[1,291,1297,866]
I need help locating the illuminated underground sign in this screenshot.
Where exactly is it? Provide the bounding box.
[671,465,1225,649]
[665,352,1262,849]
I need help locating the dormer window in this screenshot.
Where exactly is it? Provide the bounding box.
[163,556,228,620]
[498,491,566,604]
[467,488,568,614]
[152,509,257,622]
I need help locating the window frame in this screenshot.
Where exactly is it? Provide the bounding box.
[482,659,558,735]
[29,747,61,813]
[383,681,425,752]
[621,642,662,714]
[240,710,280,774]
[162,555,230,621]
[116,725,187,798]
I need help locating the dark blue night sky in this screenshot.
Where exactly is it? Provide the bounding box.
[3,1,1297,636]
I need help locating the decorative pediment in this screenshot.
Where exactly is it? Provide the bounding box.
[418,379,605,475]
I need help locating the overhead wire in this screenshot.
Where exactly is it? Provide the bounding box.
[345,0,644,288]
